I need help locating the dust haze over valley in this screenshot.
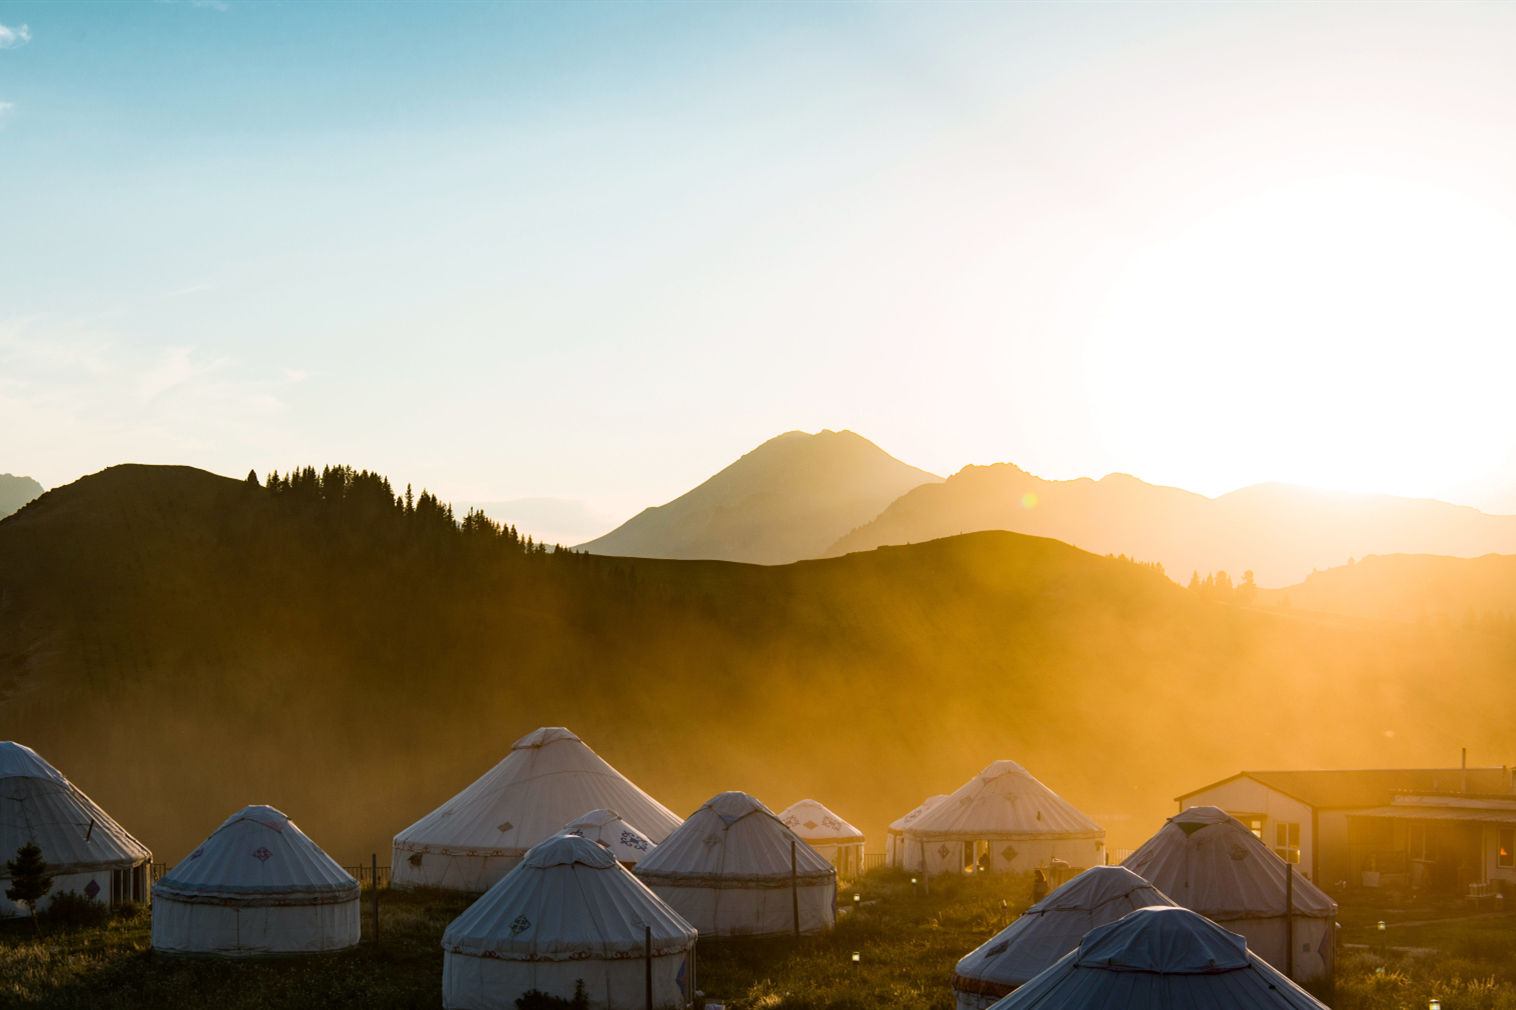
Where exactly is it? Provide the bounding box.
[4,457,1516,873]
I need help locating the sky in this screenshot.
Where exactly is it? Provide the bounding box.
[6,1,1516,545]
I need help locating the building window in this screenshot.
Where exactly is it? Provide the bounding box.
[1247,817,1264,841]
[1275,822,1301,864]
[1499,828,1514,869]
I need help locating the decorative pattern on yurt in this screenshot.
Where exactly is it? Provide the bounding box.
[886,794,947,870]
[634,791,837,938]
[392,727,682,892]
[0,741,152,915]
[442,832,696,1010]
[777,798,864,879]
[151,804,360,956]
[561,808,657,866]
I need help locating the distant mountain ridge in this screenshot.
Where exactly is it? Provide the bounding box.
[0,473,44,519]
[578,429,939,564]
[825,462,1516,587]
[1255,552,1516,624]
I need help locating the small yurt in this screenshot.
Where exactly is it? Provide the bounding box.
[562,809,657,866]
[393,728,682,892]
[984,905,1330,1010]
[443,833,697,1010]
[952,865,1176,1010]
[151,804,359,956]
[886,794,947,869]
[903,761,1104,877]
[634,791,836,938]
[1121,806,1337,991]
[778,799,865,879]
[0,741,151,914]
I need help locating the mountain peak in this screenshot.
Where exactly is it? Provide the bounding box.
[578,430,939,565]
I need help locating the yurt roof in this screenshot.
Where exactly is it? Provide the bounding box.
[778,799,864,844]
[907,761,1103,840]
[442,833,695,961]
[393,727,682,860]
[889,794,949,833]
[154,805,358,905]
[634,791,835,887]
[954,866,1177,995]
[0,741,150,875]
[987,906,1329,1010]
[1121,806,1337,919]
[562,808,657,863]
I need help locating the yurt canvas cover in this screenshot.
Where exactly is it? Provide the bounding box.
[151,804,359,956]
[635,791,836,938]
[562,809,657,865]
[0,742,151,914]
[952,865,1176,1010]
[778,799,864,878]
[393,728,682,892]
[887,794,946,869]
[443,833,696,1010]
[904,761,1104,876]
[985,905,1330,1010]
[1121,806,1337,990]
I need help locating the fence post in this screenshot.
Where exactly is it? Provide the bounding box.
[372,852,380,944]
[791,838,800,938]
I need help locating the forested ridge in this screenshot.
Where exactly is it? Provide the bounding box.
[2,464,1513,869]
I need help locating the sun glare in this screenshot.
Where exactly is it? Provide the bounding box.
[1084,173,1516,500]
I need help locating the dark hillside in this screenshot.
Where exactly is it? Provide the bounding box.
[2,465,1513,869]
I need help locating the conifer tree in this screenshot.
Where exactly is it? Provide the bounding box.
[5,841,52,932]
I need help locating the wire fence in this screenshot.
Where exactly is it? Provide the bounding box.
[150,861,391,888]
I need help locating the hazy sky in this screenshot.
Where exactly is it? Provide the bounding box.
[6,1,1516,543]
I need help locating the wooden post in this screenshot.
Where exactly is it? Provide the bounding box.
[1284,863,1294,979]
[372,853,380,944]
[645,924,653,1010]
[791,839,800,938]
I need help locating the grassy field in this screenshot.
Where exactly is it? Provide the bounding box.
[3,873,1515,1009]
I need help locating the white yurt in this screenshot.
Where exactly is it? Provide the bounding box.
[778,799,865,879]
[442,832,697,1010]
[393,728,682,892]
[984,905,1330,1010]
[952,865,1176,1010]
[634,791,836,938]
[1121,806,1337,991]
[903,761,1104,877]
[151,804,360,956]
[0,741,152,915]
[886,794,947,870]
[562,809,657,866]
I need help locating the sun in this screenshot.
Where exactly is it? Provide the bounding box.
[1081,173,1516,502]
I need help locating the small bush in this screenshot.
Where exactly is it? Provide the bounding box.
[40,890,110,929]
[516,980,589,1009]
[112,900,145,922]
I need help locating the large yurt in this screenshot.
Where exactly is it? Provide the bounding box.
[442,832,697,1010]
[886,794,947,870]
[634,791,836,938]
[985,905,1330,1010]
[778,799,865,879]
[151,804,360,956]
[1121,806,1337,991]
[952,865,1176,1010]
[562,809,657,866]
[902,761,1104,877]
[0,741,152,914]
[393,728,682,892]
